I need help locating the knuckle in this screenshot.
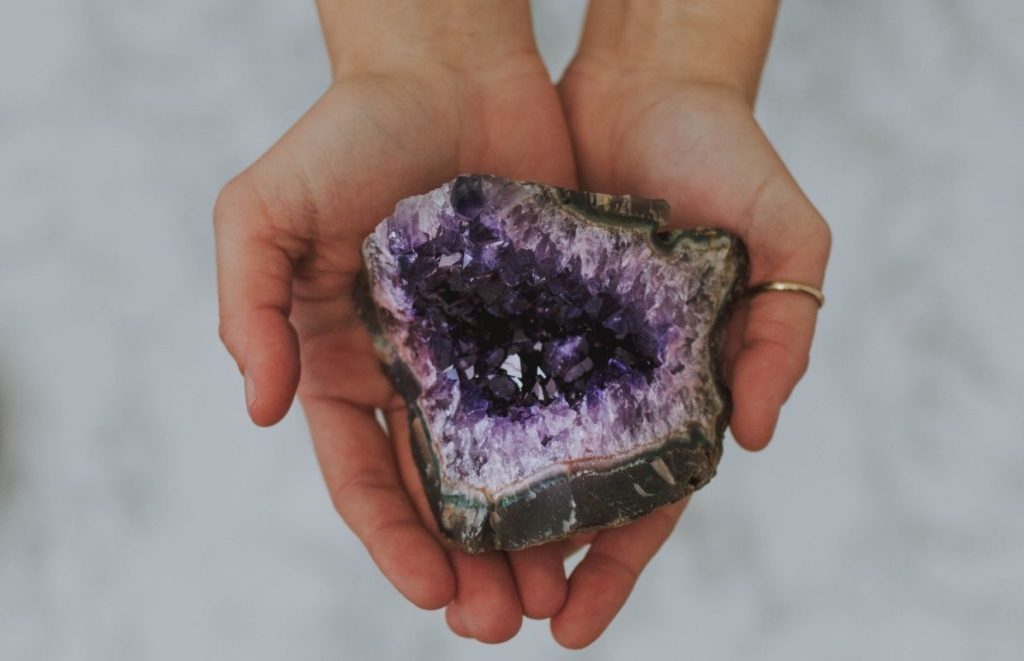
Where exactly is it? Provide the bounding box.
[809,217,833,261]
[587,548,640,586]
[363,518,411,551]
[213,175,249,231]
[766,327,810,379]
[330,469,394,515]
[217,313,242,357]
[217,318,232,347]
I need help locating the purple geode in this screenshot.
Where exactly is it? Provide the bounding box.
[357,175,748,552]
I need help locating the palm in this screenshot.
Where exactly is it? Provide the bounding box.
[280,71,577,407]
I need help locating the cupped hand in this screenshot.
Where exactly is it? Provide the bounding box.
[548,58,831,646]
[214,56,579,643]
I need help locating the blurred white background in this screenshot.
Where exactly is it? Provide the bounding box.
[2,0,1023,658]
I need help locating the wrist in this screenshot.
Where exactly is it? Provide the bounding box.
[317,0,541,80]
[572,0,779,105]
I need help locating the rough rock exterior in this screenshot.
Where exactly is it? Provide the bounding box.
[357,174,748,552]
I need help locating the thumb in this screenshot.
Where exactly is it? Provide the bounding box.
[213,177,301,426]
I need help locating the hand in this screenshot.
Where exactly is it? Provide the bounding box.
[553,53,832,645]
[547,0,829,646]
[213,41,580,642]
[559,63,831,451]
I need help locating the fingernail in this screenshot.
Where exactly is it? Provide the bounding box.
[244,371,257,409]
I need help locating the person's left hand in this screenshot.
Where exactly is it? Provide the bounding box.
[548,50,832,647]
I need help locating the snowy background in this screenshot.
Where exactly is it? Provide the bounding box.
[2,0,1023,658]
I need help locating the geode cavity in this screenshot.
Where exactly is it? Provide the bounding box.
[357,175,748,552]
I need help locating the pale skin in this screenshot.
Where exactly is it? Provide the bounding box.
[214,0,830,649]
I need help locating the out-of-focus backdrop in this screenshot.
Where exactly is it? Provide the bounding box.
[2,1,1023,658]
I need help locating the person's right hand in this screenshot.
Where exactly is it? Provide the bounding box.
[213,9,578,642]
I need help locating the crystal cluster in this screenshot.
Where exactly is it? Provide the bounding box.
[395,177,661,418]
[359,175,747,552]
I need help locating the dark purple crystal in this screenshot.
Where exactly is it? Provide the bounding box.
[391,209,662,416]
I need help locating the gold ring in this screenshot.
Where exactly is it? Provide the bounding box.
[747,281,825,308]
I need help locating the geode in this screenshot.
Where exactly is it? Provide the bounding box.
[357,174,748,553]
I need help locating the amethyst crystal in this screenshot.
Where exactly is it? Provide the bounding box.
[357,175,748,552]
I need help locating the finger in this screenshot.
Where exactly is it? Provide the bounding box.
[721,297,750,384]
[551,500,686,649]
[445,603,472,638]
[557,531,597,561]
[729,292,819,450]
[213,178,300,426]
[448,550,523,643]
[305,397,455,610]
[507,544,568,619]
[725,174,830,450]
[384,410,524,639]
[382,411,522,639]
